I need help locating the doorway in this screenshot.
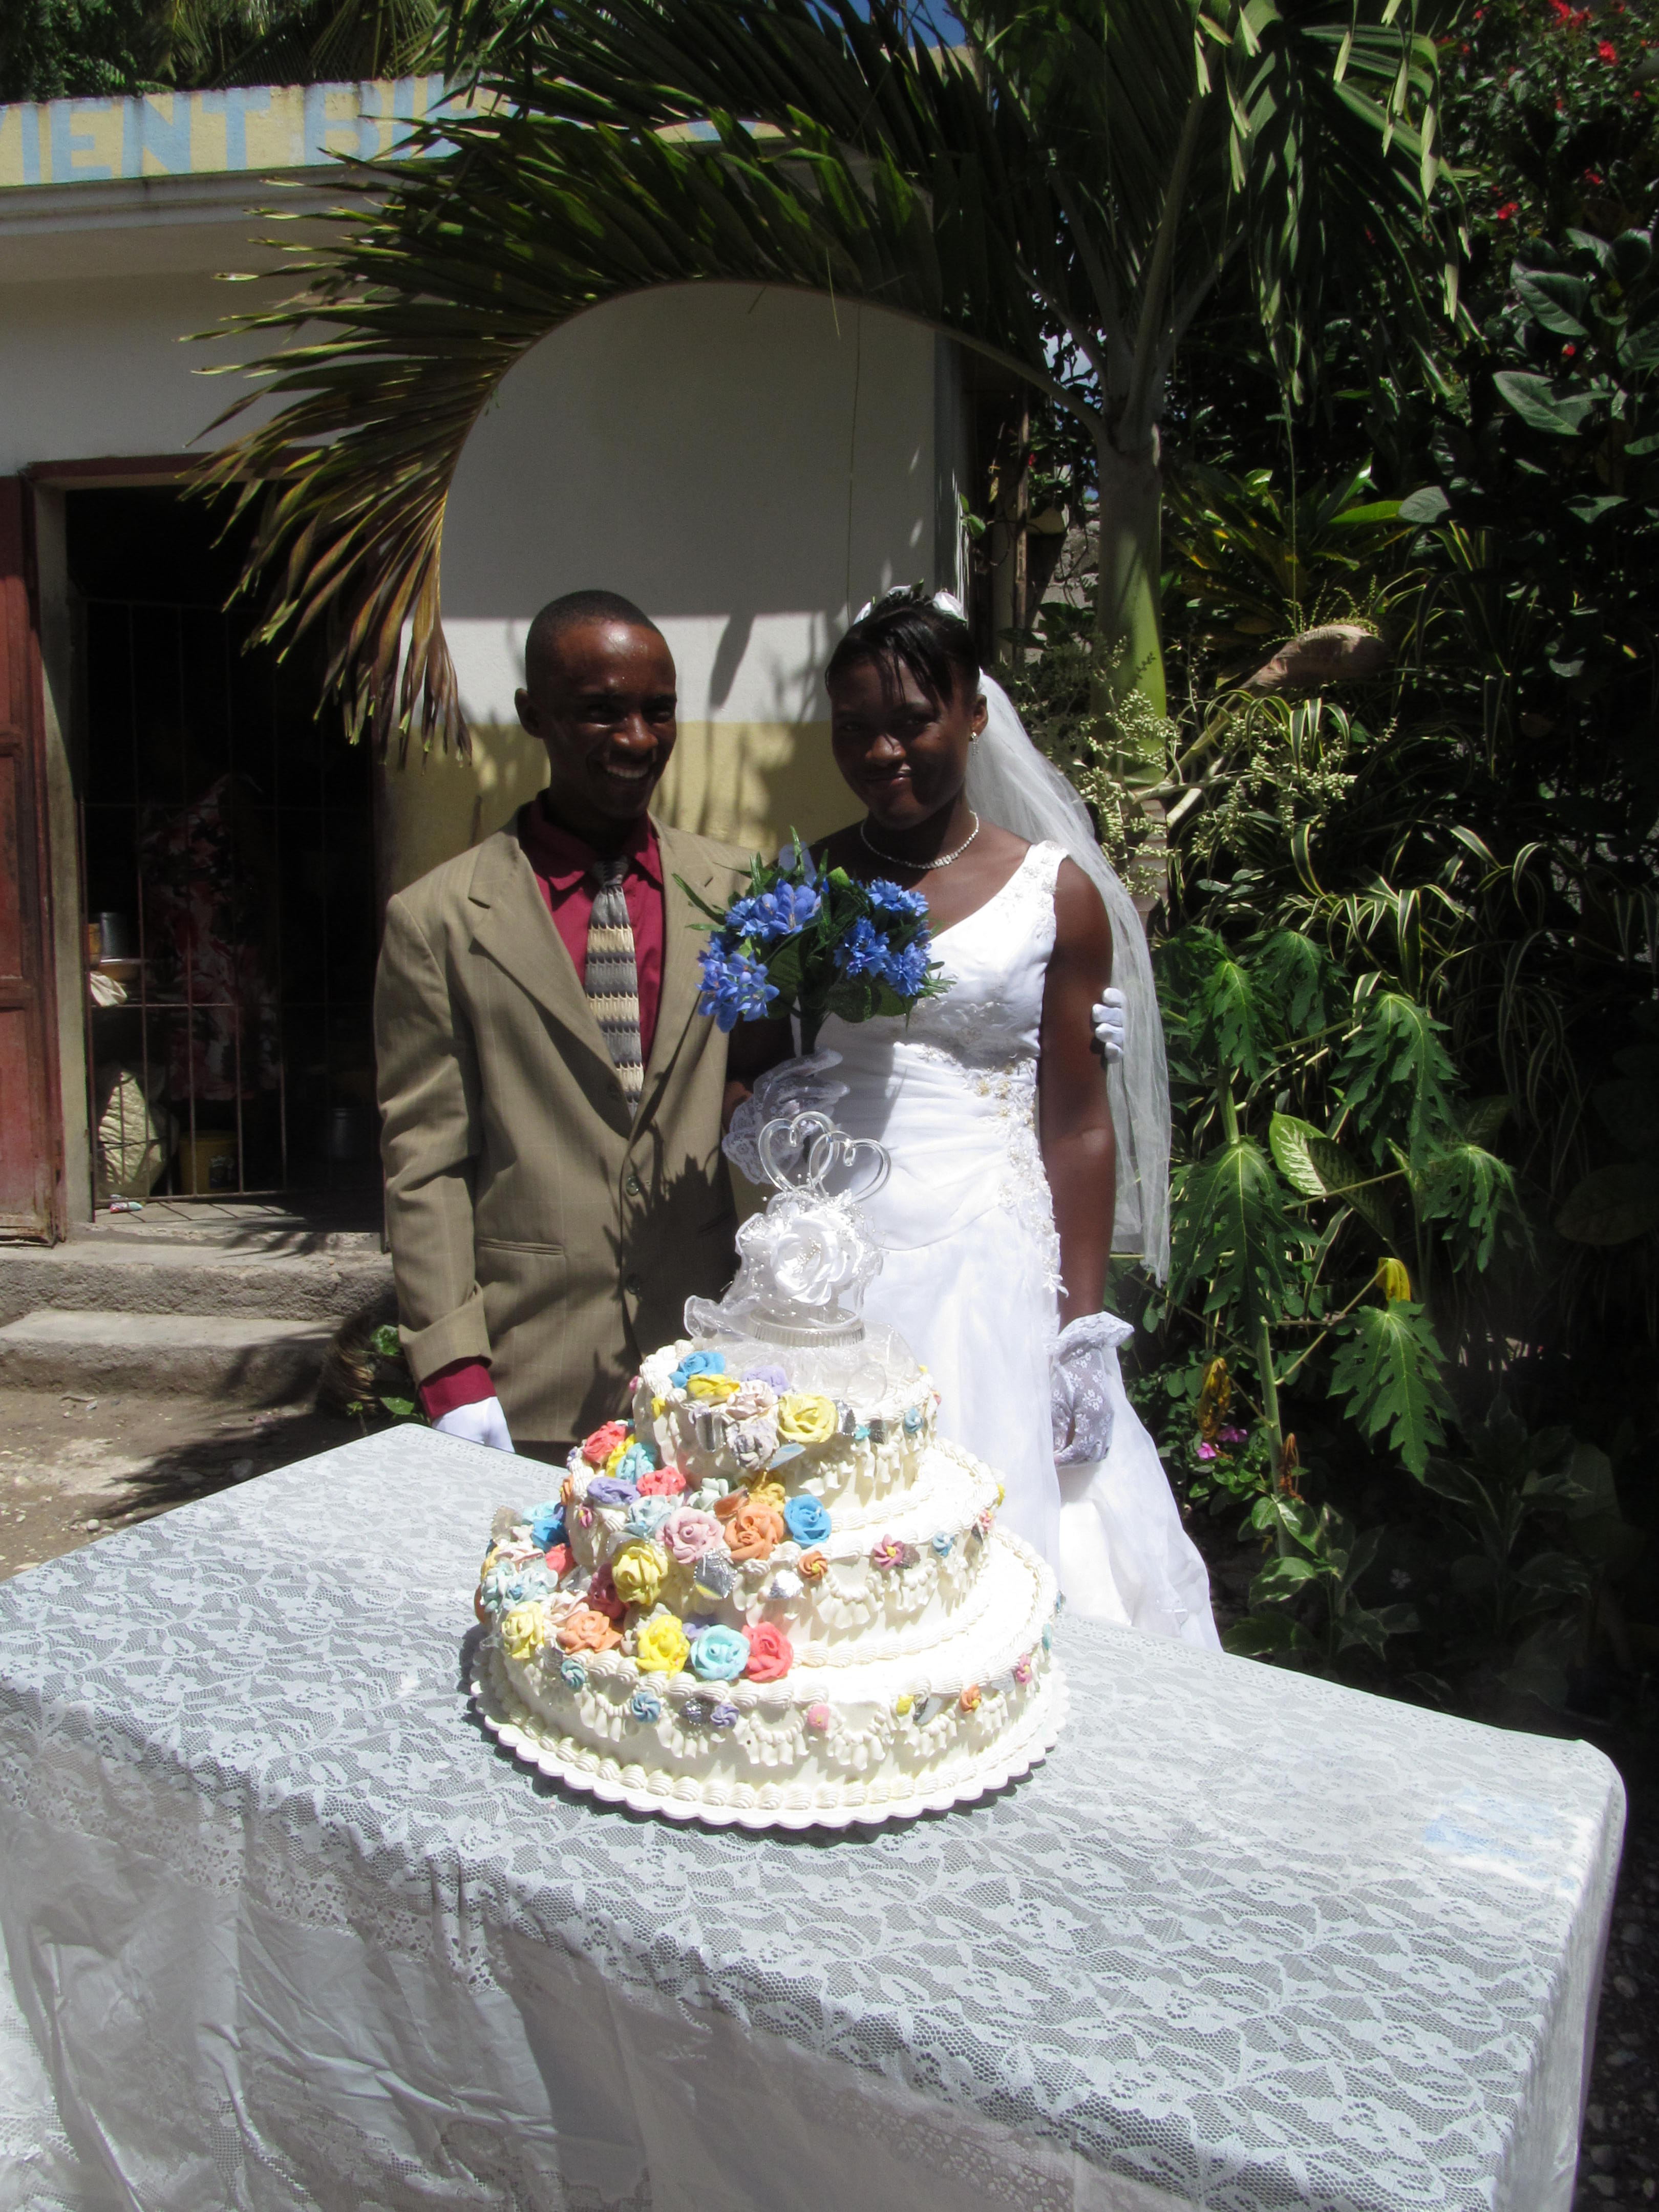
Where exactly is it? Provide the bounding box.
[69,487,380,1216]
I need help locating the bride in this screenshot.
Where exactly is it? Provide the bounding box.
[725,588,1218,1650]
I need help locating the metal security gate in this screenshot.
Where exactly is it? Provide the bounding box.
[71,488,378,1212]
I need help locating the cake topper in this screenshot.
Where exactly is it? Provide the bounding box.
[685,1111,889,1343]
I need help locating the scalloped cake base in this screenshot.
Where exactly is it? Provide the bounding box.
[471,1643,1068,1832]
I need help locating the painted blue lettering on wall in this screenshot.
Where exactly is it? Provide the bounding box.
[121,93,193,179]
[197,87,272,169]
[50,101,113,180]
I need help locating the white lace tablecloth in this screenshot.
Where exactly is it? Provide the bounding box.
[0,1429,1624,2212]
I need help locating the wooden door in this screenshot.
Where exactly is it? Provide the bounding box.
[0,478,62,1240]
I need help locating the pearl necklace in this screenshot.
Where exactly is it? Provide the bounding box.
[859,810,981,874]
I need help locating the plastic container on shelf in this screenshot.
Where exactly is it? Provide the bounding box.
[175,1132,238,1195]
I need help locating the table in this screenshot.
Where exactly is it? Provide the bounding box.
[0,1428,1624,2212]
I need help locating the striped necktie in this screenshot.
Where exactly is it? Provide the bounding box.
[586,855,644,1109]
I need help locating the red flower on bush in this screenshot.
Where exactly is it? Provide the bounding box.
[1495,201,1520,221]
[1583,168,1605,185]
[1599,37,1619,60]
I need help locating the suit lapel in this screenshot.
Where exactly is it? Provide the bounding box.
[467,819,615,1075]
[639,821,721,1120]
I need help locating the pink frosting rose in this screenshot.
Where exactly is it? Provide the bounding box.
[661,1507,724,1563]
[580,1421,630,1467]
[744,1622,794,1682]
[636,1464,688,1497]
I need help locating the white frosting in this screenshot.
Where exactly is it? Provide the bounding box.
[476,1324,1065,1830]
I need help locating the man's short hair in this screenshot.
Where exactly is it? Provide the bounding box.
[524,590,661,689]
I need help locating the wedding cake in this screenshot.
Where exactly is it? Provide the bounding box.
[471,1114,1065,1828]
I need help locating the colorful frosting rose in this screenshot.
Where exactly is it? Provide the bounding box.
[635,1613,691,1675]
[630,1685,663,1723]
[742,1365,789,1393]
[710,1702,739,1729]
[499,1601,548,1660]
[661,1507,724,1563]
[726,1379,779,1422]
[529,1501,567,1550]
[870,1538,909,1573]
[609,1440,660,1484]
[561,1474,577,1506]
[480,1559,553,1612]
[782,1495,831,1547]
[669,1349,725,1390]
[930,1532,953,1558]
[581,1422,630,1467]
[687,1372,740,1403]
[1012,1654,1034,1686]
[743,1622,794,1681]
[560,1657,588,1690]
[713,1490,750,1525]
[747,1478,787,1513]
[797,1548,828,1582]
[776,1392,838,1445]
[636,1464,687,1497]
[544,1542,573,1579]
[586,1563,626,1621]
[690,1625,751,1681]
[558,1606,622,1654]
[610,1539,669,1608]
[725,1501,786,1563]
[622,1497,675,1541]
[804,1703,831,1734]
[728,1419,780,1470]
[959,1684,982,1713]
[586,1475,639,1507]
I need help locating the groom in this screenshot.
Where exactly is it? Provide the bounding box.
[374,589,786,1458]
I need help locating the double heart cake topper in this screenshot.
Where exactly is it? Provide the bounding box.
[755,1111,891,1208]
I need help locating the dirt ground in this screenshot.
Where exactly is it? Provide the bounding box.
[0,1387,355,1583]
[0,1391,1653,2197]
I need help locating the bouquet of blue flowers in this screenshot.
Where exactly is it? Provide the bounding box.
[683,837,947,1051]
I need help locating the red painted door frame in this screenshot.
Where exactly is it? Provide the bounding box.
[0,477,65,1242]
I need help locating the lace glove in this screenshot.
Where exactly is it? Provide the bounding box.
[723,1050,848,1184]
[1051,1314,1118,1465]
[1092,987,1126,1065]
[434,1395,515,1453]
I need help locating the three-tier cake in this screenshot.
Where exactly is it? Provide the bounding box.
[471,1114,1065,1827]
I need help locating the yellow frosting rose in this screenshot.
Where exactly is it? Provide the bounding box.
[747,1478,786,1513]
[635,1613,691,1674]
[777,1392,838,1444]
[500,1602,548,1661]
[687,1372,740,1402]
[610,1539,668,1608]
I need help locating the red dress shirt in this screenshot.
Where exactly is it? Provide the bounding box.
[419,801,667,1425]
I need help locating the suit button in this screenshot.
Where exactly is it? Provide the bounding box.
[624,1171,642,1197]
[625,1273,643,1299]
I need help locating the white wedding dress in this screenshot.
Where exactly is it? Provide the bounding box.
[817,840,1220,1649]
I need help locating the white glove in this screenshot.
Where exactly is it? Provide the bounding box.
[724,1050,848,1183]
[1051,1315,1117,1465]
[1092,987,1126,1065]
[434,1395,515,1453]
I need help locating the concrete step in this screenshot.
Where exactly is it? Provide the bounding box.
[0,1236,392,1328]
[0,1310,335,1402]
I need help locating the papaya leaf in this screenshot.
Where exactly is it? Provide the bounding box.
[1328,1301,1452,1478]
[1255,930,1337,1036]
[1168,1136,1306,1341]
[1415,1139,1520,1272]
[1336,990,1458,1163]
[1268,1113,1327,1198]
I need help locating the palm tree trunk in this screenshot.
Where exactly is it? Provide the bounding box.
[1092,432,1166,726]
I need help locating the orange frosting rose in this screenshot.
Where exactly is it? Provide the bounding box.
[558,1606,622,1653]
[797,1548,828,1582]
[725,1500,786,1562]
[713,1488,750,1524]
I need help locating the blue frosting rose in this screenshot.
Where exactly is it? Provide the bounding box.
[670,1349,726,1390]
[611,1440,659,1484]
[559,1658,588,1690]
[630,1686,663,1723]
[480,1559,552,1612]
[782,1495,832,1547]
[623,1496,675,1539]
[529,1501,566,1550]
[690,1624,751,1681]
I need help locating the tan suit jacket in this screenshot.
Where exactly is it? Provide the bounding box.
[374,807,753,1443]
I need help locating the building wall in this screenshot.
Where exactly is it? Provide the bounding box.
[391,284,952,892]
